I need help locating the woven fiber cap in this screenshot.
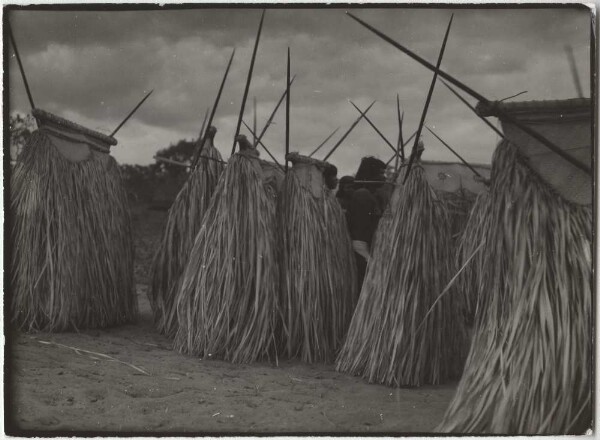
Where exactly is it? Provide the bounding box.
[33,108,117,161]
[286,152,330,198]
[476,98,592,206]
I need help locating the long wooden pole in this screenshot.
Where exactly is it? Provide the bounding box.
[386,130,417,165]
[441,80,505,138]
[425,126,484,179]
[7,20,35,110]
[191,48,236,167]
[155,154,226,167]
[395,94,402,171]
[155,156,190,168]
[323,100,376,161]
[499,90,528,102]
[400,110,406,160]
[308,127,340,158]
[198,107,210,141]
[252,75,296,149]
[242,120,284,170]
[189,107,211,166]
[349,101,396,154]
[354,180,395,185]
[346,12,592,175]
[110,89,154,137]
[403,14,453,184]
[253,96,257,145]
[231,10,266,156]
[565,45,584,98]
[285,47,290,172]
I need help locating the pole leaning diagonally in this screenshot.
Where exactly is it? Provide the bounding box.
[346,12,591,175]
[403,14,453,183]
[232,10,266,156]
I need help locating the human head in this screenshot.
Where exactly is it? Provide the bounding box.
[416,139,425,160]
[206,125,217,139]
[323,164,338,190]
[355,157,387,182]
[337,175,355,197]
[236,134,252,151]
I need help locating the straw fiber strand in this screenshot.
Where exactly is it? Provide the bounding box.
[324,190,359,336]
[455,190,492,321]
[437,188,478,246]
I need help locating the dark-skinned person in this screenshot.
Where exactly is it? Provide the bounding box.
[347,156,388,289]
[336,176,355,224]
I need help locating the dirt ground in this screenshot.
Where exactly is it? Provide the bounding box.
[5,205,458,435]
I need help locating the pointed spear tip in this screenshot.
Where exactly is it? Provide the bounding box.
[445,13,454,32]
[346,12,362,24]
[231,10,266,155]
[257,9,266,27]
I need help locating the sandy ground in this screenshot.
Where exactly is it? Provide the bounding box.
[5,205,458,435]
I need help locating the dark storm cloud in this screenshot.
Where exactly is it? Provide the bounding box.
[7,5,592,175]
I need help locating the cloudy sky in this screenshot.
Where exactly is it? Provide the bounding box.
[7,5,592,177]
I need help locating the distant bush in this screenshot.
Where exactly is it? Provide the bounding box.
[121,139,198,206]
[9,113,36,163]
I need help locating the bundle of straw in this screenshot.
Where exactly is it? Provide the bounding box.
[454,189,491,322]
[437,141,592,434]
[148,132,224,337]
[279,153,357,363]
[324,186,359,332]
[336,165,468,386]
[173,142,280,363]
[10,112,135,332]
[436,187,478,245]
[259,159,285,197]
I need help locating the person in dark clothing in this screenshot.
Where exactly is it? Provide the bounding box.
[348,157,388,289]
[336,175,355,225]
